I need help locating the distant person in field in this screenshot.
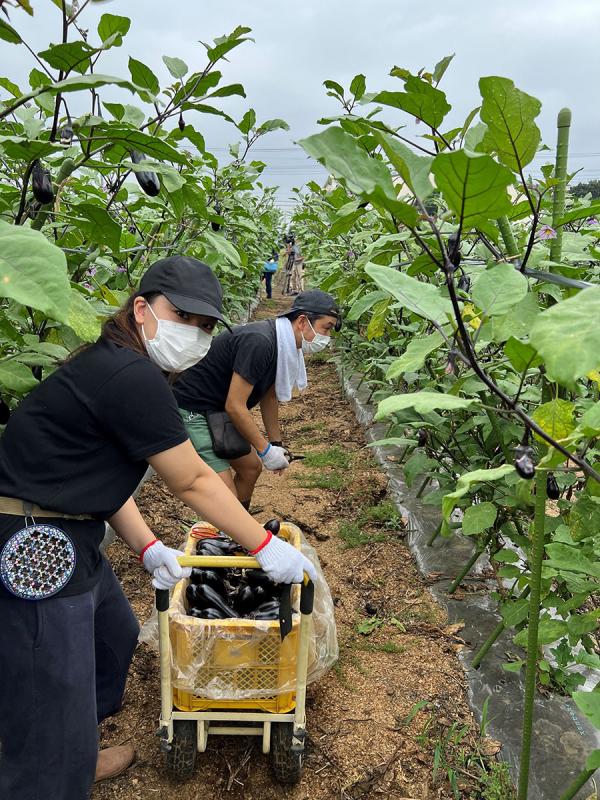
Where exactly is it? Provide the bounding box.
[289,239,305,295]
[282,236,294,295]
[262,250,278,299]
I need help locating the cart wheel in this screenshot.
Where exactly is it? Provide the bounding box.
[270,722,303,785]
[165,720,197,779]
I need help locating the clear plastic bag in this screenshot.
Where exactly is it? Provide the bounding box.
[139,524,338,702]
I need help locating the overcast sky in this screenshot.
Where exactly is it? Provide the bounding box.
[6,0,600,213]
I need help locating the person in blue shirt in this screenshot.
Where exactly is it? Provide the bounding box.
[262,251,279,299]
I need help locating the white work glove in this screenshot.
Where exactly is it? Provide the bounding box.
[253,532,318,584]
[258,443,290,471]
[141,539,192,590]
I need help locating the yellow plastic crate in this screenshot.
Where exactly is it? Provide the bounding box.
[170,524,301,714]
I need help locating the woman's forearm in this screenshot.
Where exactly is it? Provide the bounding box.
[107,496,156,555]
[148,441,269,551]
[177,472,267,550]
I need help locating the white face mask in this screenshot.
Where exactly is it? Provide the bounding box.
[142,304,212,372]
[301,319,331,355]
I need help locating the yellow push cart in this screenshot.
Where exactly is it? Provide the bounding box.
[155,523,314,784]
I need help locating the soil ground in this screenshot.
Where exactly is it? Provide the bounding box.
[94,287,505,800]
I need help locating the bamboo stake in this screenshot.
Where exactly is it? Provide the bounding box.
[549,108,572,266]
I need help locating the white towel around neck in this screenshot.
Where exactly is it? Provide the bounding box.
[275,316,307,401]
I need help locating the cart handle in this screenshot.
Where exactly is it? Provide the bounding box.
[176,554,313,596]
[178,554,259,569]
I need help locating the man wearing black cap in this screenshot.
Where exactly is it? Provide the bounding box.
[173,289,342,510]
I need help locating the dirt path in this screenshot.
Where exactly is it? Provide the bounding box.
[94,288,494,800]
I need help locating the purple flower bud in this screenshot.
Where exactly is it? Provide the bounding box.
[86,267,97,277]
[116,266,127,273]
[586,217,599,226]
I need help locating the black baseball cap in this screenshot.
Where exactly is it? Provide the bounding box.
[139,255,230,327]
[279,289,342,331]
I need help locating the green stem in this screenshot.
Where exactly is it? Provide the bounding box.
[483,400,512,461]
[129,222,164,276]
[415,476,431,498]
[558,767,596,800]
[549,108,572,266]
[427,522,442,546]
[517,468,548,800]
[497,215,520,258]
[471,585,531,669]
[447,531,495,594]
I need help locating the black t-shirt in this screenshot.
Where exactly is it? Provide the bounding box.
[173,319,278,413]
[0,338,189,598]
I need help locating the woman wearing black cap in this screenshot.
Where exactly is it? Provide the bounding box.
[173,289,342,510]
[0,255,316,800]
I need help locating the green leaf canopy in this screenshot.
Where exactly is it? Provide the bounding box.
[471,263,528,317]
[0,222,70,323]
[431,150,514,227]
[365,263,452,323]
[529,286,600,385]
[479,76,541,171]
[372,76,451,129]
[299,127,396,201]
[376,391,476,420]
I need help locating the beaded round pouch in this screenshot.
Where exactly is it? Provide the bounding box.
[0,524,76,600]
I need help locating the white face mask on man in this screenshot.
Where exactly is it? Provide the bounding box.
[143,303,212,372]
[301,319,331,355]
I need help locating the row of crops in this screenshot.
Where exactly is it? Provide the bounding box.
[0,6,283,405]
[291,59,600,799]
[3,2,600,796]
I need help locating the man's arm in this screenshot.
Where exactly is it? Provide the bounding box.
[259,383,281,442]
[225,373,269,453]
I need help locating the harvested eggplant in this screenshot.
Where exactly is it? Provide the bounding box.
[130,150,160,197]
[263,519,280,536]
[234,584,269,615]
[245,568,275,590]
[31,160,54,205]
[186,582,224,608]
[192,584,237,618]
[188,607,226,619]
[196,537,238,556]
[190,568,227,595]
[251,600,280,620]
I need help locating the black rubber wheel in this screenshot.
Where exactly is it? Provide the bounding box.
[270,722,303,785]
[165,720,197,779]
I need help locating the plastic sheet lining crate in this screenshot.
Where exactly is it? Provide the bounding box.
[170,524,301,714]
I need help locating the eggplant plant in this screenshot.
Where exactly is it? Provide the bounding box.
[293,58,600,798]
[0,3,286,408]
